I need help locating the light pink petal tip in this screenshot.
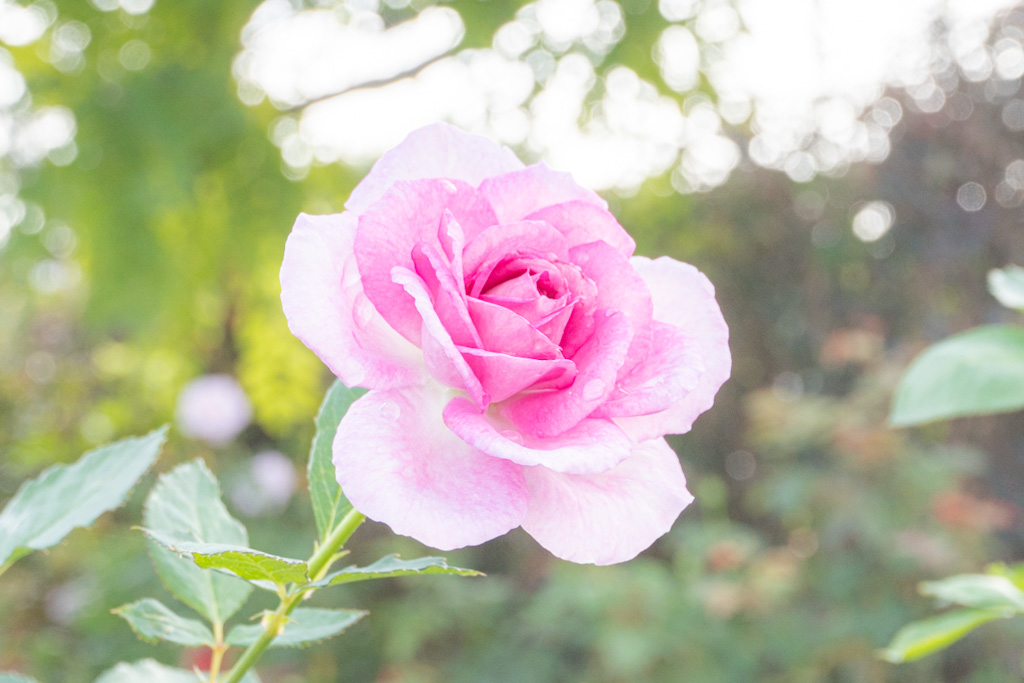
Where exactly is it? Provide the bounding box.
[615,256,731,442]
[334,386,530,550]
[443,397,632,475]
[346,123,525,214]
[521,438,694,565]
[280,212,422,390]
[479,163,607,224]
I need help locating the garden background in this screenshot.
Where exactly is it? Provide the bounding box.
[3,0,1024,680]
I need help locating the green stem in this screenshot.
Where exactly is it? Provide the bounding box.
[219,508,365,683]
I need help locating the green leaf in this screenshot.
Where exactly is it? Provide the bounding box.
[95,660,262,683]
[0,427,166,572]
[94,659,203,683]
[880,608,1011,663]
[920,574,1024,613]
[890,325,1024,426]
[113,598,216,647]
[226,607,367,649]
[310,555,483,588]
[308,381,365,542]
[988,265,1024,310]
[142,460,253,625]
[0,674,40,683]
[141,534,308,587]
[986,562,1024,592]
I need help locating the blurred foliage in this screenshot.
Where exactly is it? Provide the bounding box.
[3,0,1024,681]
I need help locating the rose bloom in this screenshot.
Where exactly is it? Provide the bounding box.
[281,124,730,565]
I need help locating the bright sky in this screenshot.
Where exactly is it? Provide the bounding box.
[1,0,1023,202]
[229,0,1022,192]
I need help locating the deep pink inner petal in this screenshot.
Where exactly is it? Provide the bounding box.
[392,266,490,408]
[501,309,633,437]
[355,178,497,345]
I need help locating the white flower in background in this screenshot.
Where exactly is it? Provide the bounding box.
[175,374,252,446]
[230,450,297,517]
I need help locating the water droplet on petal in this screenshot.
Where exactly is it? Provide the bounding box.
[604,309,617,317]
[379,401,401,421]
[582,378,607,401]
[440,179,458,194]
[342,261,361,289]
[354,293,374,326]
[500,429,524,445]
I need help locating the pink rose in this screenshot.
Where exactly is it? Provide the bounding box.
[281,124,730,565]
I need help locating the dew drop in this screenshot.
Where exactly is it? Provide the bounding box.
[582,378,607,401]
[379,402,401,421]
[500,429,524,445]
[354,293,374,326]
[342,262,361,289]
[440,179,458,194]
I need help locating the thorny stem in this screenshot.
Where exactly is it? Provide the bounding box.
[219,508,366,683]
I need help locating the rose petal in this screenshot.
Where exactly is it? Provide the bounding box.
[502,310,633,437]
[346,123,524,214]
[334,385,529,551]
[520,438,694,565]
[462,220,569,285]
[444,397,631,474]
[392,267,489,408]
[459,347,575,402]
[356,178,497,344]
[526,201,636,257]
[614,257,731,441]
[466,297,563,360]
[592,322,704,418]
[280,212,422,389]
[411,239,480,348]
[568,240,652,341]
[479,163,607,224]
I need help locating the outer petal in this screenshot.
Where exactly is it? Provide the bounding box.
[592,322,704,418]
[280,212,422,389]
[525,201,636,257]
[479,163,607,224]
[614,257,731,441]
[443,397,631,475]
[334,385,529,551]
[521,438,694,565]
[345,123,524,214]
[355,178,498,344]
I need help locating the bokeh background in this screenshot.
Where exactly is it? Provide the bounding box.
[3,0,1024,680]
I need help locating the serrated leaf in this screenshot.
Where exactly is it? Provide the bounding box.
[986,562,1024,592]
[141,533,308,586]
[0,427,166,572]
[308,381,365,541]
[0,674,40,683]
[113,598,215,646]
[226,607,367,649]
[310,555,483,588]
[890,325,1024,426]
[880,608,1011,663]
[143,460,253,625]
[95,659,262,683]
[988,265,1024,310]
[920,574,1024,613]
